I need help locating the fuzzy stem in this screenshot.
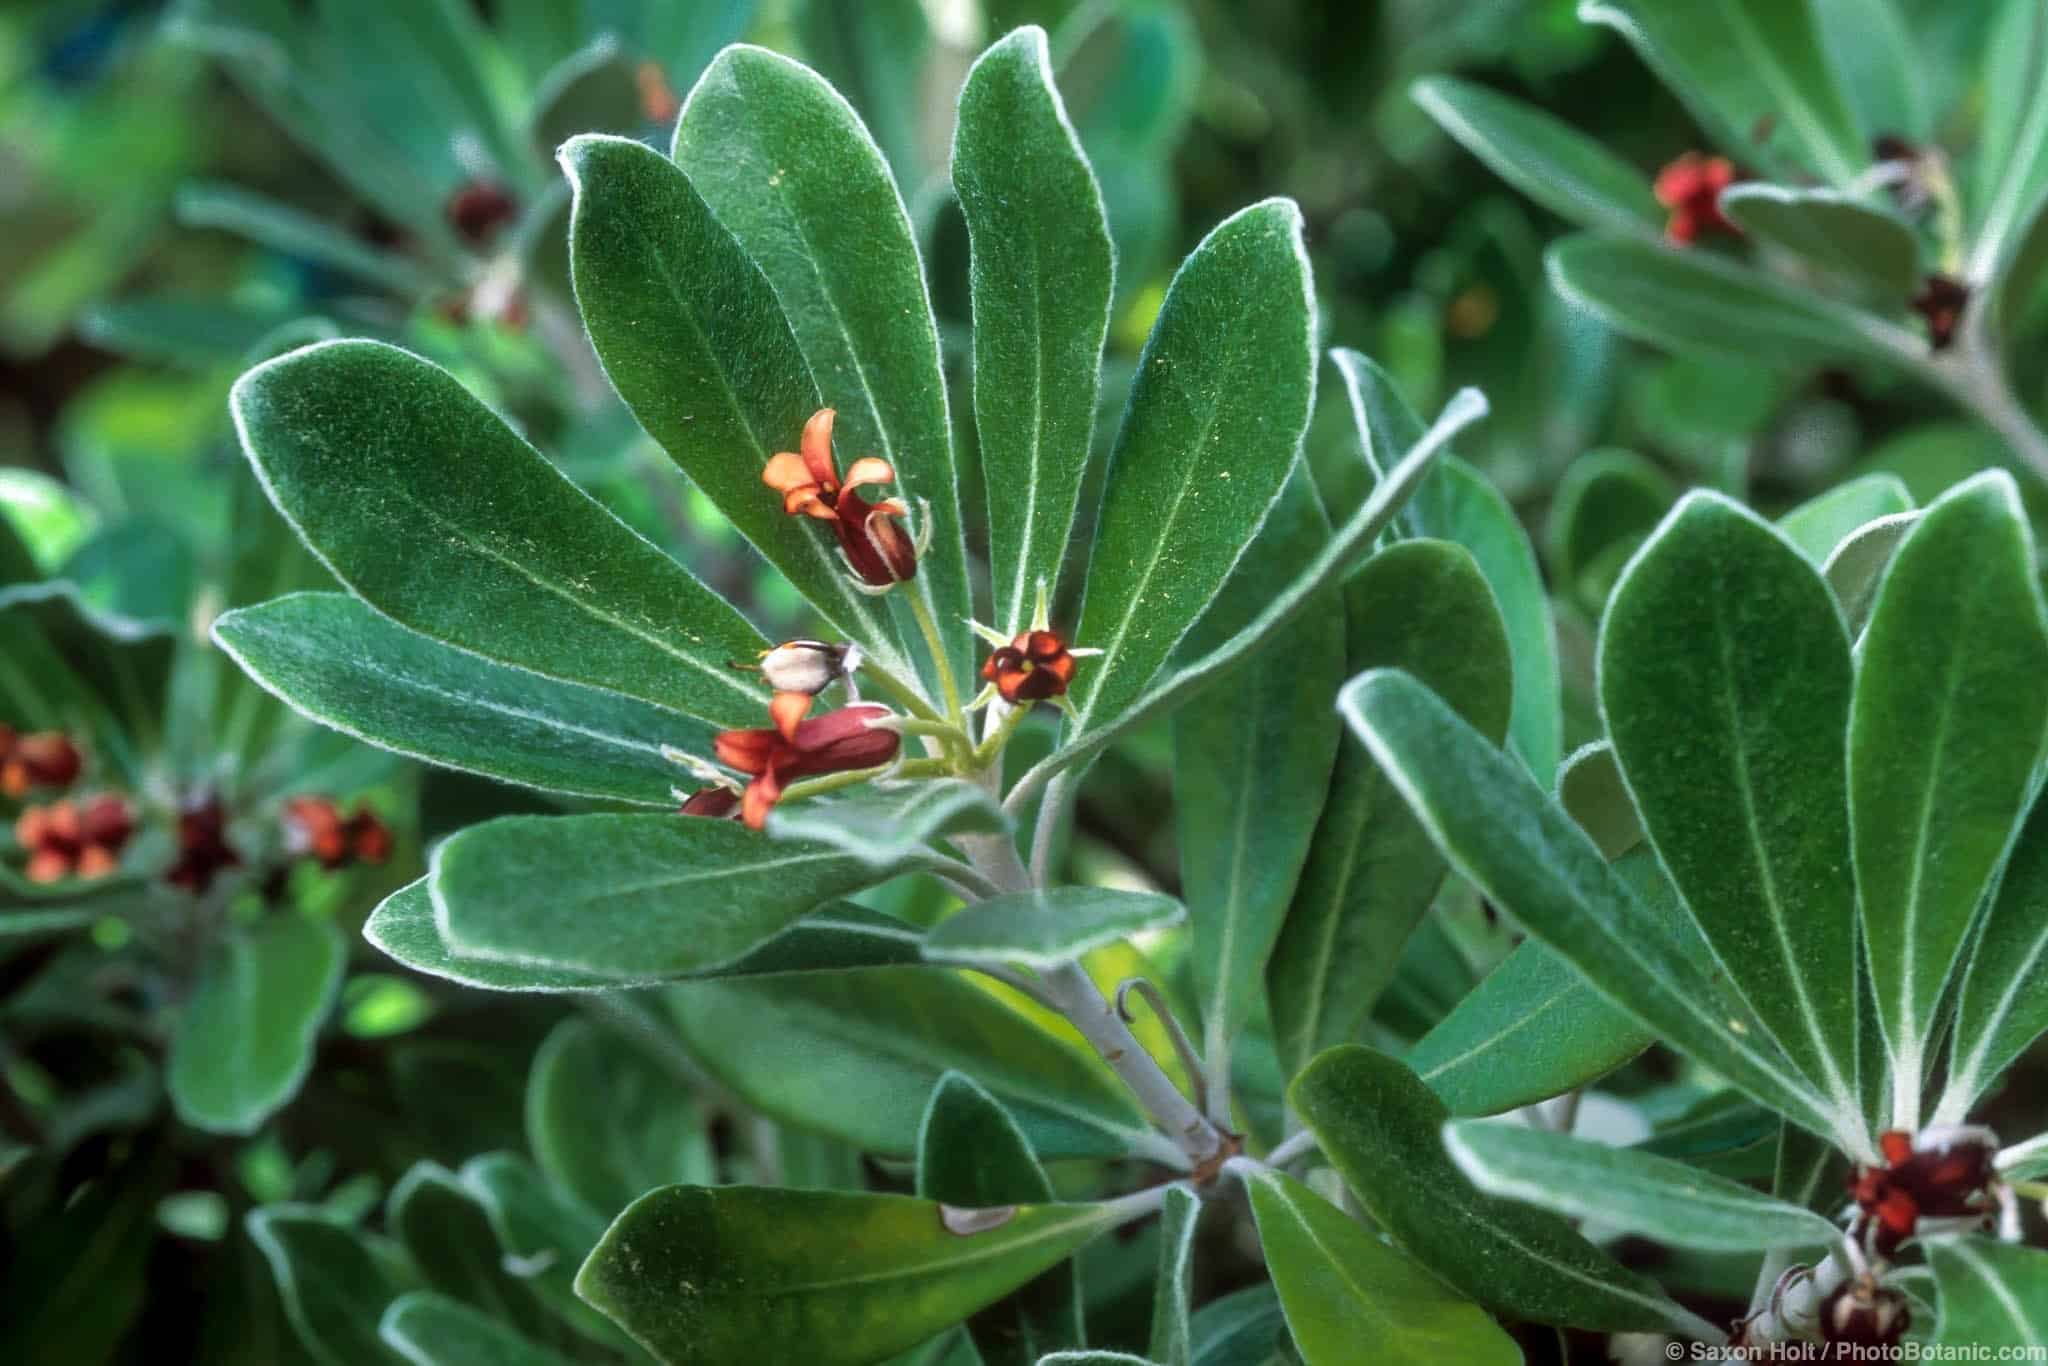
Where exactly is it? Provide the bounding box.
[971,700,1034,768]
[775,756,952,804]
[907,586,965,728]
[1264,1129,1320,1169]
[859,657,945,725]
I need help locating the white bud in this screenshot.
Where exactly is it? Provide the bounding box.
[759,640,848,695]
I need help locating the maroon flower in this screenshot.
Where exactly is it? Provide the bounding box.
[285,797,393,870]
[166,796,241,895]
[1847,1127,1997,1257]
[1911,274,1969,350]
[14,795,131,884]
[708,703,900,830]
[981,630,1080,705]
[1653,152,1740,245]
[678,786,741,820]
[445,180,519,249]
[1,726,83,797]
[761,409,918,587]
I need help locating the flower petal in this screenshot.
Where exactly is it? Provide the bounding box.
[800,408,840,487]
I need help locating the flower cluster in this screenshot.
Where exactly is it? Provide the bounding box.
[14,795,132,884]
[1653,151,1740,245]
[285,796,394,870]
[683,703,901,831]
[1847,1126,1998,1258]
[166,796,241,895]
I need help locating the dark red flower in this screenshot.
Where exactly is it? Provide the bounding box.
[1820,1275,1910,1348]
[678,786,740,820]
[1911,274,1969,350]
[761,409,918,587]
[445,180,519,249]
[166,796,241,895]
[710,703,900,830]
[981,630,1080,705]
[1847,1127,1997,1257]
[637,61,680,123]
[1653,152,1740,245]
[14,795,131,884]
[1,727,83,797]
[285,797,393,870]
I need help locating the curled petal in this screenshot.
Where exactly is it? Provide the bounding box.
[742,764,786,831]
[840,456,897,496]
[714,726,782,775]
[769,690,814,742]
[785,485,837,520]
[860,506,918,583]
[762,451,819,497]
[799,408,840,487]
[679,786,741,820]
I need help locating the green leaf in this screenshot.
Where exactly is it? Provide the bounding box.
[1719,186,1920,298]
[388,1163,552,1341]
[1175,465,1342,1065]
[1813,0,1930,144]
[1147,1187,1199,1366]
[430,813,918,979]
[924,889,1185,970]
[1545,449,1676,610]
[1579,0,1866,186]
[1340,669,1837,1134]
[558,133,917,686]
[1245,1168,1520,1365]
[214,592,695,806]
[1941,783,2048,1119]
[1555,740,1644,859]
[1776,473,1914,565]
[1038,1355,1156,1365]
[574,1186,1119,1366]
[1442,1121,1840,1251]
[231,339,770,727]
[674,45,972,695]
[1407,940,1652,1116]
[768,781,1009,869]
[178,181,436,298]
[1926,1237,2048,1348]
[249,1207,415,1366]
[1345,354,1560,783]
[1265,539,1512,1078]
[917,1073,1082,1363]
[1067,198,1315,733]
[1823,509,1918,635]
[455,1154,622,1351]
[530,1018,713,1220]
[381,1292,575,1366]
[1851,472,2048,1123]
[368,879,927,993]
[1189,1287,1288,1366]
[1968,0,2048,280]
[1600,491,1862,1124]
[0,582,175,787]
[1291,1045,1689,1333]
[1548,235,1895,368]
[169,915,344,1135]
[665,967,1160,1162]
[1411,76,1661,238]
[954,27,1114,635]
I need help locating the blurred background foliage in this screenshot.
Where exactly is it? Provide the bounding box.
[3,0,2044,1360]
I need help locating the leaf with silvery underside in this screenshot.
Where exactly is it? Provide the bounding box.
[1579,0,1866,188]
[1937,781,2048,1122]
[1291,1046,1691,1333]
[1851,472,2048,1126]
[369,879,926,994]
[248,1206,416,1366]
[917,1073,1082,1365]
[1341,669,1839,1137]
[529,1018,713,1222]
[1265,538,1511,1079]
[1720,186,1920,299]
[1600,491,1862,1130]
[1148,1187,1199,1366]
[387,1163,554,1345]
[213,593,696,807]
[1556,741,1642,859]
[1547,236,1899,369]
[1245,1169,1519,1366]
[1411,76,1662,239]
[429,814,929,980]
[574,1186,1121,1366]
[559,134,919,687]
[1342,353,1559,784]
[768,780,1009,868]
[380,1292,575,1366]
[1065,198,1315,735]
[923,889,1185,970]
[954,27,1114,637]
[674,46,972,697]
[1443,1121,1840,1252]
[231,340,771,728]
[455,1153,625,1353]
[1824,510,1918,636]
[1925,1237,2048,1349]
[665,967,1160,1162]
[1406,940,1652,1117]
[1175,464,1342,1079]
[1776,473,1914,565]
[168,915,343,1135]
